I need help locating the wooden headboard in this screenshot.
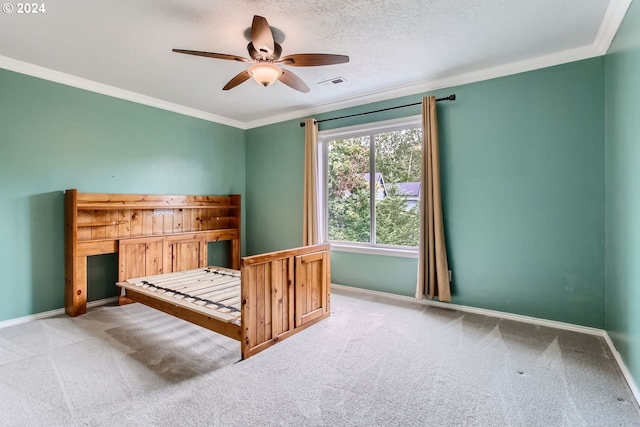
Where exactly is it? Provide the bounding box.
[64,189,241,317]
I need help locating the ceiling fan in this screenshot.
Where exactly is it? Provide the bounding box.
[172,15,349,93]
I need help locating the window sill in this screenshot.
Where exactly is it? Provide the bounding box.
[328,242,419,259]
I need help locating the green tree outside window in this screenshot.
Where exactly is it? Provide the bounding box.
[327,126,422,247]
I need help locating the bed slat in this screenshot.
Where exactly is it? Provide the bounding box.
[117,269,241,324]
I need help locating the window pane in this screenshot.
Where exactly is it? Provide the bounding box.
[375,128,422,246]
[327,136,371,243]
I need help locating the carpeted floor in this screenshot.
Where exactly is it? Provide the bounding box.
[0,287,638,426]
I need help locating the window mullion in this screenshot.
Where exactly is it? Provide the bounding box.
[322,138,329,243]
[369,133,376,244]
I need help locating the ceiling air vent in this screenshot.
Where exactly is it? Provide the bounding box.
[318,76,347,87]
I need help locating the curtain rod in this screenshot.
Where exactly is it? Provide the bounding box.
[299,94,456,127]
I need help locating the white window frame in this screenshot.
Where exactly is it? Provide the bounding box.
[318,115,421,258]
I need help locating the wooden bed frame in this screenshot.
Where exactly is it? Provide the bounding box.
[65,189,330,359]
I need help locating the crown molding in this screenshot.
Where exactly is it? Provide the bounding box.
[595,0,633,54]
[0,55,247,130]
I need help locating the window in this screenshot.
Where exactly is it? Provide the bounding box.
[319,116,422,256]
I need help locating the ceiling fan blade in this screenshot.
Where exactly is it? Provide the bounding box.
[172,49,250,62]
[273,42,282,61]
[278,69,310,93]
[251,15,275,59]
[278,54,349,67]
[247,42,260,61]
[223,70,251,90]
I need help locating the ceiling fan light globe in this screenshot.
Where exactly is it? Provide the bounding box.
[248,63,282,87]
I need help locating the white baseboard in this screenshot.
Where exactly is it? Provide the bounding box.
[331,283,640,406]
[603,332,640,404]
[0,297,118,329]
[331,284,603,334]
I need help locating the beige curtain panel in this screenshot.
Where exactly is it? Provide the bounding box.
[416,96,451,302]
[303,118,319,246]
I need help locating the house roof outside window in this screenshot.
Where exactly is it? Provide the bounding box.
[393,182,421,198]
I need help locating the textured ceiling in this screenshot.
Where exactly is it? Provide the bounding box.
[0,0,631,128]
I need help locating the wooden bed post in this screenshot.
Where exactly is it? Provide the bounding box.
[65,189,87,316]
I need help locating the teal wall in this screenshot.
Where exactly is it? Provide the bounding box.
[605,1,640,392]
[0,68,245,322]
[246,58,606,327]
[245,121,305,255]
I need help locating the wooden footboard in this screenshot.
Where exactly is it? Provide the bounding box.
[240,244,330,359]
